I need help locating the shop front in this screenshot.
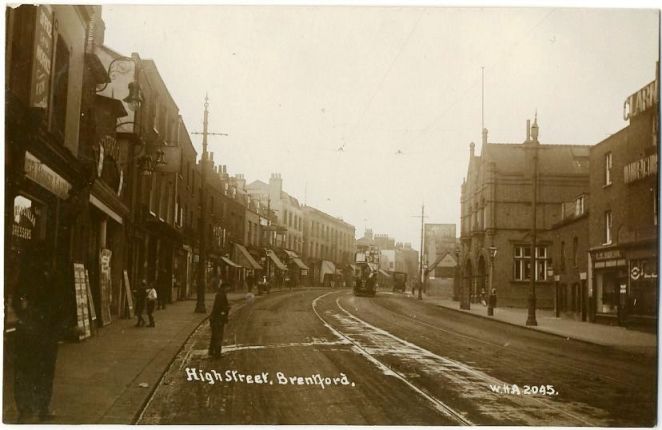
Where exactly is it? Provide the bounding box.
[234,243,263,292]
[86,183,128,324]
[283,250,309,287]
[626,247,657,326]
[266,249,288,287]
[5,144,88,338]
[590,248,629,326]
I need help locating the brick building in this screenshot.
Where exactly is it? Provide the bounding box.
[588,73,658,327]
[550,194,590,320]
[459,121,590,309]
[6,5,101,331]
[302,205,355,286]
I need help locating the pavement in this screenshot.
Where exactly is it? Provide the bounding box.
[2,290,256,424]
[408,293,657,351]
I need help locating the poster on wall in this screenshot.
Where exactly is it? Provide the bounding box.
[73,263,91,340]
[99,249,113,326]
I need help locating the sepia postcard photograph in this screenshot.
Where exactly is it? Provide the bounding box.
[2,1,660,426]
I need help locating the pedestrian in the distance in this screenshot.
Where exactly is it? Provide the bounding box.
[208,280,230,358]
[146,283,157,327]
[12,242,62,422]
[134,281,147,327]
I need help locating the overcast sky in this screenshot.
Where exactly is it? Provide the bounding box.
[101,5,659,250]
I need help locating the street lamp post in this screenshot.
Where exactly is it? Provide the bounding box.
[526,115,540,326]
[487,246,497,316]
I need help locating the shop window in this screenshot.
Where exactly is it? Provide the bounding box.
[604,211,612,244]
[604,152,612,186]
[599,272,619,313]
[7,195,48,328]
[51,34,70,142]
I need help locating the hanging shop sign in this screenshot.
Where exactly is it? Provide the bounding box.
[24,151,71,199]
[624,154,657,184]
[30,5,53,109]
[623,80,658,121]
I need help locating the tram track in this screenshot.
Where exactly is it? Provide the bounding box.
[362,293,629,387]
[311,291,474,425]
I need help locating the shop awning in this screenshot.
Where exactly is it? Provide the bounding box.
[267,251,288,271]
[221,256,242,268]
[291,257,309,270]
[284,249,299,258]
[235,243,262,270]
[378,269,392,278]
[322,260,336,272]
[321,260,336,278]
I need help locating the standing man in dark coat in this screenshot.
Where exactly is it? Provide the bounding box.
[134,280,147,327]
[12,242,61,422]
[208,279,230,358]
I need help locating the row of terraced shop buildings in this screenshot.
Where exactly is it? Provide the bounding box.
[458,66,659,329]
[5,5,356,338]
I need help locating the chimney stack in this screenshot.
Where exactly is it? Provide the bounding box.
[526,120,531,142]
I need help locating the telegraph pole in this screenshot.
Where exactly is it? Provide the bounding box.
[192,95,229,313]
[418,203,425,300]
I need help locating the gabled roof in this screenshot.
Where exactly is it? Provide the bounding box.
[247,179,268,190]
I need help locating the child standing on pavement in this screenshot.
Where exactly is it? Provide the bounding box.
[146,283,158,327]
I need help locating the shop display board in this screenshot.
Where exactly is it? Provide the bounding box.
[123,270,134,318]
[99,249,112,326]
[73,263,92,340]
[85,268,97,324]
